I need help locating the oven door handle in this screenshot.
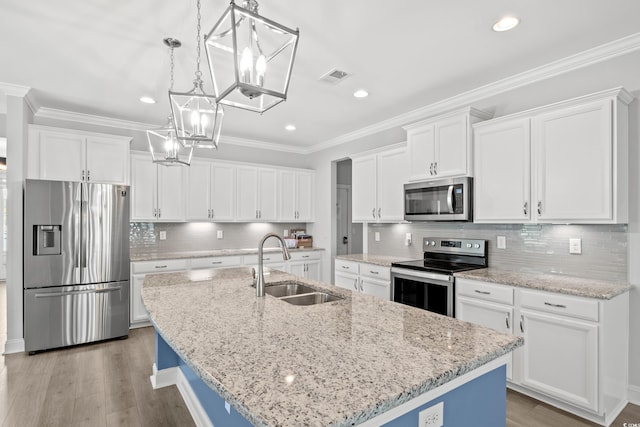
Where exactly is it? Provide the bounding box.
[446,185,455,214]
[391,267,453,283]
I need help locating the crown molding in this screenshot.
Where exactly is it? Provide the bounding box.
[0,82,30,98]
[35,107,153,132]
[220,135,310,154]
[309,31,640,154]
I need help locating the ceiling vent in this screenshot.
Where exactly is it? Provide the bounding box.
[319,68,351,84]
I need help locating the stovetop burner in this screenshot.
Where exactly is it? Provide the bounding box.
[391,237,488,274]
[391,259,486,275]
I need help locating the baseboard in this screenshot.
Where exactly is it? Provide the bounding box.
[150,364,213,427]
[175,368,214,427]
[629,384,640,405]
[129,321,152,330]
[3,338,25,355]
[150,363,178,389]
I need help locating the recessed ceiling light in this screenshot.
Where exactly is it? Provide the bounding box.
[139,96,156,104]
[353,89,369,98]
[285,124,296,131]
[493,16,519,32]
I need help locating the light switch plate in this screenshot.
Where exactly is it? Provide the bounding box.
[569,238,582,254]
[497,236,506,249]
[284,229,289,237]
[217,230,224,239]
[159,231,167,240]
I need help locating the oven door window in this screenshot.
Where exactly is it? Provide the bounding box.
[394,276,450,316]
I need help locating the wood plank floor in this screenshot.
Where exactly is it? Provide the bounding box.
[0,323,638,426]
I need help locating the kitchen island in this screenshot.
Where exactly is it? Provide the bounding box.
[142,267,523,426]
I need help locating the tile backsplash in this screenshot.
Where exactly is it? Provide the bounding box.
[367,222,627,282]
[130,222,306,256]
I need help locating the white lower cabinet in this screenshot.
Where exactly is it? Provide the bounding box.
[130,259,189,327]
[455,278,628,425]
[334,259,391,300]
[288,251,322,281]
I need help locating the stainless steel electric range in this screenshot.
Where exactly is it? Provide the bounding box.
[390,237,488,317]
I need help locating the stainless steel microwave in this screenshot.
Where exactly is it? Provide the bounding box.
[404,177,472,221]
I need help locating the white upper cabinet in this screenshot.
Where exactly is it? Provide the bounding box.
[236,166,278,221]
[404,108,491,182]
[473,118,531,223]
[473,88,631,224]
[279,170,314,222]
[352,144,408,222]
[186,160,235,221]
[28,125,130,184]
[130,153,184,222]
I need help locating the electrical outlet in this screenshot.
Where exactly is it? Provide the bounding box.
[159,231,167,241]
[217,230,224,239]
[374,231,380,242]
[569,238,582,254]
[405,233,412,246]
[284,229,289,237]
[418,402,443,427]
[497,235,506,249]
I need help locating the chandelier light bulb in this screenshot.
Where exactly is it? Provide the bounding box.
[256,54,267,87]
[241,47,253,83]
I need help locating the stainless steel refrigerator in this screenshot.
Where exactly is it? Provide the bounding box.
[24,179,130,352]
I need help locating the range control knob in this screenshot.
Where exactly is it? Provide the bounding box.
[430,241,436,246]
[473,243,481,249]
[466,243,472,248]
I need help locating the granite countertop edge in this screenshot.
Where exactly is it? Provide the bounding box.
[131,247,324,262]
[334,254,413,267]
[455,268,631,300]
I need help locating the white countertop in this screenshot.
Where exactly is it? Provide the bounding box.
[142,267,522,427]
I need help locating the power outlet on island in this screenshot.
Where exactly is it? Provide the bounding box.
[418,401,443,427]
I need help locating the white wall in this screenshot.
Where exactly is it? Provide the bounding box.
[309,50,640,399]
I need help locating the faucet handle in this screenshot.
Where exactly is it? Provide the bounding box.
[251,267,257,285]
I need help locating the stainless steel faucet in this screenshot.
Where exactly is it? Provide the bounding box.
[256,233,291,297]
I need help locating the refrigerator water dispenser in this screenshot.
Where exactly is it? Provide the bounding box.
[34,225,61,255]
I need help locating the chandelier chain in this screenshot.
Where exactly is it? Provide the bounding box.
[195,0,202,79]
[169,45,175,91]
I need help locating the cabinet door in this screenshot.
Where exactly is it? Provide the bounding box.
[534,100,612,222]
[211,163,236,221]
[474,119,531,222]
[236,166,259,220]
[360,277,390,300]
[289,262,306,277]
[296,172,314,222]
[279,170,297,221]
[185,160,212,221]
[305,261,321,281]
[130,155,157,221]
[518,308,598,412]
[352,155,377,221]
[85,136,129,184]
[376,147,408,221]
[334,272,358,292]
[131,273,149,324]
[435,114,468,178]
[157,165,184,221]
[38,131,85,182]
[258,168,278,221]
[407,124,436,181]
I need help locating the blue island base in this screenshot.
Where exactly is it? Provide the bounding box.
[152,331,508,427]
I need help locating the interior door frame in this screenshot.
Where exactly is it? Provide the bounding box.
[336,184,352,256]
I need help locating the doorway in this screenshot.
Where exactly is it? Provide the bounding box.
[336,159,362,256]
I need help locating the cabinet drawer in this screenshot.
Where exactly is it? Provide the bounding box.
[518,289,599,322]
[244,253,289,264]
[335,259,360,274]
[132,259,188,274]
[359,264,391,281]
[457,279,514,305]
[191,256,242,269]
[288,251,321,261]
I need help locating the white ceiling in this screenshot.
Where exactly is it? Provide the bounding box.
[2,0,640,150]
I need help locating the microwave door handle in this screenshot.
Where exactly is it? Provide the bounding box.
[446,185,455,213]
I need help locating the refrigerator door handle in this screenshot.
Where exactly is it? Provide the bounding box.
[34,286,123,298]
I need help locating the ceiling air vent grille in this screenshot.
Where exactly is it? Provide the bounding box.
[319,68,351,84]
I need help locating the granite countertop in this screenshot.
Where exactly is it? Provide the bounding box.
[335,253,413,267]
[142,267,522,427]
[131,247,324,262]
[455,268,630,300]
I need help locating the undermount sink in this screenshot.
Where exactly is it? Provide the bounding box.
[279,292,343,306]
[262,281,343,305]
[264,282,317,298]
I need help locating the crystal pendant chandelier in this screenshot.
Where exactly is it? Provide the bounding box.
[147,38,194,166]
[205,0,300,113]
[170,0,224,149]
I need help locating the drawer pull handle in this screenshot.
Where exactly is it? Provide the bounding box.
[342,266,349,269]
[302,255,310,258]
[474,290,491,295]
[155,265,167,269]
[544,302,567,309]
[370,270,379,274]
[520,315,524,333]
[211,261,222,265]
